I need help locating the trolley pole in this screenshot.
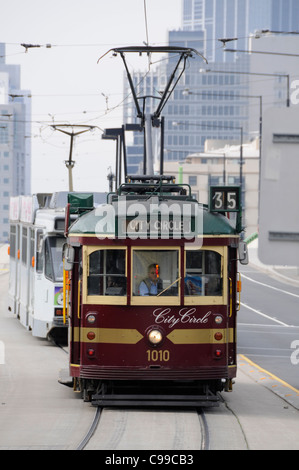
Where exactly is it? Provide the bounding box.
[51,124,96,191]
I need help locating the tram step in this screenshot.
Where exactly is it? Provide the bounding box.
[92,393,220,408]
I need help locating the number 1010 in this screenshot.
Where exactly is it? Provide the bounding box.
[146,349,170,362]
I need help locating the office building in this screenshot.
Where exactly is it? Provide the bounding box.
[124,29,250,174]
[182,0,299,62]
[124,0,299,175]
[164,138,260,237]
[0,43,31,242]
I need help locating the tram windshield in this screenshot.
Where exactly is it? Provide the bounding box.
[45,236,65,282]
[84,246,225,304]
[132,249,179,297]
[185,249,222,296]
[87,248,127,296]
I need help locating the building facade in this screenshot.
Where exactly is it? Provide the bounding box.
[182,0,299,62]
[163,138,260,237]
[0,43,31,242]
[124,0,299,174]
[123,30,250,174]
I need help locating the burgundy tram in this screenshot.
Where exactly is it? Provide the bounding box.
[62,179,247,407]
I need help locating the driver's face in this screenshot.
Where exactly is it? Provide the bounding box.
[148,268,158,283]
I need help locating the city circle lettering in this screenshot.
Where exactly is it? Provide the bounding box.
[153,307,211,329]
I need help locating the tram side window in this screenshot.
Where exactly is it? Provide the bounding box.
[44,237,65,282]
[36,230,44,273]
[50,237,65,282]
[22,227,27,265]
[87,249,126,296]
[9,225,16,259]
[45,239,53,280]
[132,249,179,296]
[185,250,222,296]
[30,229,34,268]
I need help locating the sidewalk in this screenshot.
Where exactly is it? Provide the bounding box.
[247,238,299,287]
[0,244,9,274]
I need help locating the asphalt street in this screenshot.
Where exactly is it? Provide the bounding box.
[238,263,299,392]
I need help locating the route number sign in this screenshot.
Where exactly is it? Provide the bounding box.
[209,186,241,212]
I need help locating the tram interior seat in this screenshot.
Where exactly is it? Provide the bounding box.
[105,286,125,296]
[87,274,126,296]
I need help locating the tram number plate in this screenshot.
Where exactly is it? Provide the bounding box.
[209,186,240,212]
[147,349,170,362]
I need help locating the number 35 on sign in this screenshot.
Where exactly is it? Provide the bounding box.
[209,186,241,212]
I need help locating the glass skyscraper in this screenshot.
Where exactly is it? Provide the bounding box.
[124,0,299,175]
[0,43,31,242]
[183,0,299,61]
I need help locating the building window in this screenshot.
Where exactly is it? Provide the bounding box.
[189,175,197,186]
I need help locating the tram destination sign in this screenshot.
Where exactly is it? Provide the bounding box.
[123,217,192,237]
[117,198,201,239]
[209,186,241,213]
[94,197,203,240]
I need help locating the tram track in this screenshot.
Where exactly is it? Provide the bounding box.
[220,396,249,450]
[197,409,210,450]
[52,338,244,451]
[52,338,245,451]
[74,405,212,450]
[76,406,103,450]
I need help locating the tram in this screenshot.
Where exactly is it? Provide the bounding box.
[8,191,105,340]
[62,178,248,406]
[61,45,248,406]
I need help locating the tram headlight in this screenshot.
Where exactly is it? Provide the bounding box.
[148,329,163,345]
[87,314,96,324]
[215,315,223,325]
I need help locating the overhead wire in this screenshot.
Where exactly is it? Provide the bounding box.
[1,24,296,136]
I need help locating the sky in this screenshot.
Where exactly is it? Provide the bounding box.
[0,0,182,194]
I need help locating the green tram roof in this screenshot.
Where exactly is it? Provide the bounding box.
[68,201,237,237]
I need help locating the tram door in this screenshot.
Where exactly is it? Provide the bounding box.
[19,225,31,328]
[69,247,82,366]
[28,228,35,324]
[15,225,22,317]
[227,245,238,365]
[8,224,18,315]
[28,228,42,332]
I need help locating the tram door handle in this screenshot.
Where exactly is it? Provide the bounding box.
[229,278,232,317]
[77,280,81,319]
[237,272,241,311]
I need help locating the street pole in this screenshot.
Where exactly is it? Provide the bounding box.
[51,124,95,191]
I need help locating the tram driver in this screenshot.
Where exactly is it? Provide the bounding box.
[139,263,163,296]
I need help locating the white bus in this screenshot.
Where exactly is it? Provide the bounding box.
[8,192,106,340]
